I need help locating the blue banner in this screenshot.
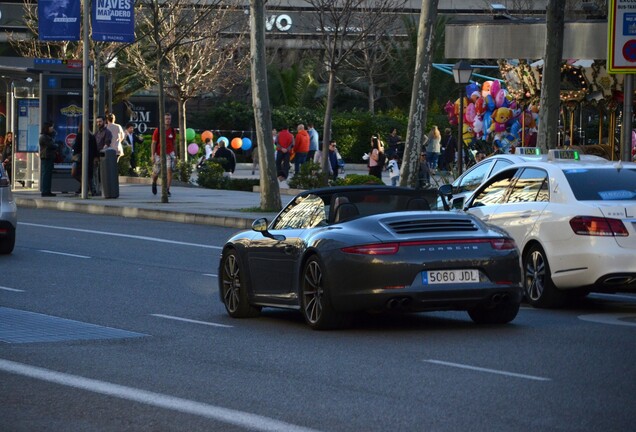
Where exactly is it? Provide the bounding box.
[38,0,81,41]
[92,0,135,43]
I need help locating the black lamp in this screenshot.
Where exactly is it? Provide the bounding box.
[453,60,474,176]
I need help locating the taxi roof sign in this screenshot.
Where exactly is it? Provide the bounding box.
[515,147,542,156]
[548,149,580,161]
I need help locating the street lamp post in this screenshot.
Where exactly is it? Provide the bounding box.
[453,60,474,176]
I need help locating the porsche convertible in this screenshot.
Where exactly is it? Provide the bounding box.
[219,186,523,329]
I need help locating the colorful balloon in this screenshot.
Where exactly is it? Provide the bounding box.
[241,137,252,150]
[187,143,199,155]
[201,130,214,142]
[481,81,493,98]
[217,136,229,146]
[231,137,242,150]
[185,128,196,141]
[490,80,501,98]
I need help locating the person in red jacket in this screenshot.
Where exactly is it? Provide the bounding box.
[276,126,294,181]
[293,124,310,174]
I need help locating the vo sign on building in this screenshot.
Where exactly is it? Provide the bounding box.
[265,14,293,32]
[608,0,636,73]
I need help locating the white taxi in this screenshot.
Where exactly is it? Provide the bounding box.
[455,150,636,308]
[443,147,604,209]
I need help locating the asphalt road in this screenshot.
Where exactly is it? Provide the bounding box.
[2,208,635,432]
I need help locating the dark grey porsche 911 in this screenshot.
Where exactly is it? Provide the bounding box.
[219,186,523,329]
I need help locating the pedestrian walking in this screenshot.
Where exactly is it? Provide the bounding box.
[276,126,293,181]
[386,153,400,186]
[151,113,177,197]
[368,135,385,179]
[307,123,319,162]
[294,124,310,173]
[426,125,442,170]
[416,152,431,189]
[2,132,13,181]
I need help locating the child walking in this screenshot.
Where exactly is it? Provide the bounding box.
[386,153,400,186]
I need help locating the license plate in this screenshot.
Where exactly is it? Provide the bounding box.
[422,269,480,285]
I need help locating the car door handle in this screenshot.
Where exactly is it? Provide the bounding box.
[519,211,533,218]
[284,245,294,255]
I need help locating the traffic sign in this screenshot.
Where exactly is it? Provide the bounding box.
[608,0,636,73]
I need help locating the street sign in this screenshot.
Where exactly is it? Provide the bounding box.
[608,0,636,73]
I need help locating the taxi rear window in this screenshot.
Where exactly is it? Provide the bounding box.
[563,168,636,201]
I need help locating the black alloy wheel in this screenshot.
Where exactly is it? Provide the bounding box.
[221,250,260,318]
[523,244,566,308]
[301,256,349,330]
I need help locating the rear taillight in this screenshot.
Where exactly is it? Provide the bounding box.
[341,237,516,255]
[341,243,399,255]
[569,216,629,237]
[489,238,517,250]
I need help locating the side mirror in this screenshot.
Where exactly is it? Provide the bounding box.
[252,218,268,232]
[438,184,453,197]
[252,218,286,241]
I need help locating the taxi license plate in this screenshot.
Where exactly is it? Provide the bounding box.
[422,270,479,285]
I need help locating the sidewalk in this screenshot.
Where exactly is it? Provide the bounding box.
[13,163,447,229]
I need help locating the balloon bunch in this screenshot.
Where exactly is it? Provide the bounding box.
[445,80,534,154]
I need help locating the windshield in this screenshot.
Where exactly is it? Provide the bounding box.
[564,168,636,201]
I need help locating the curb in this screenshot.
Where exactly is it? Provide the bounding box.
[15,197,259,229]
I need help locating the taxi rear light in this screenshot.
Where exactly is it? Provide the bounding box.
[569,216,629,237]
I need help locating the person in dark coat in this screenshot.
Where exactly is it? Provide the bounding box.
[72,122,98,195]
[213,140,236,175]
[39,121,58,196]
[440,128,457,172]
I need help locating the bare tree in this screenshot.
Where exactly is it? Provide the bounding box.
[306,0,408,176]
[249,0,281,211]
[342,31,392,114]
[128,4,248,162]
[400,0,438,188]
[536,0,565,151]
[130,0,220,203]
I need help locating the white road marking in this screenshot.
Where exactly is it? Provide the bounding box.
[0,359,321,432]
[151,314,232,328]
[39,250,91,259]
[424,359,551,382]
[578,313,636,328]
[203,273,218,278]
[20,222,222,250]
[0,286,25,292]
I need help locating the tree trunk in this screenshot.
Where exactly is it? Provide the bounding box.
[178,98,187,162]
[250,0,281,211]
[321,69,337,178]
[401,0,438,188]
[368,80,375,115]
[537,0,565,152]
[158,56,169,203]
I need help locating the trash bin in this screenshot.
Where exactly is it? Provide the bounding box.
[99,149,119,198]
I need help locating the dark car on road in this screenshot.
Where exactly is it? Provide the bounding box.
[0,163,17,254]
[219,186,523,329]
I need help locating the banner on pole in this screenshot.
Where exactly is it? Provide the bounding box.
[38,0,81,41]
[92,0,135,43]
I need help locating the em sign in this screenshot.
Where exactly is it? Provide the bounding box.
[608,0,636,73]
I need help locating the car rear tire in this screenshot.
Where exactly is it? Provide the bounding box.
[468,297,520,324]
[220,250,261,318]
[301,256,349,330]
[523,244,566,308]
[0,229,15,255]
